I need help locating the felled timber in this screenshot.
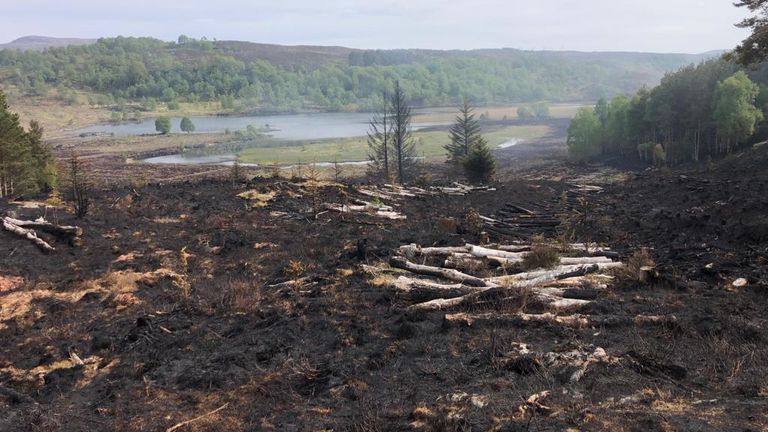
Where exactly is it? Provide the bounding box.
[2,218,55,252]
[390,276,488,301]
[4,217,82,239]
[444,312,678,329]
[389,257,490,287]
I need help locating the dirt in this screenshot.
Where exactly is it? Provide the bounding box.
[1,143,767,431]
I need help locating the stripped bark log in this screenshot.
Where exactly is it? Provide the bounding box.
[3,217,82,239]
[390,276,487,301]
[323,203,406,220]
[488,262,623,285]
[398,244,470,258]
[2,219,55,252]
[444,312,678,329]
[407,287,498,311]
[466,244,526,260]
[389,257,490,287]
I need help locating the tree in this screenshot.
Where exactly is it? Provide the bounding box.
[462,138,496,184]
[67,152,90,218]
[733,0,768,64]
[155,116,172,134]
[180,117,195,133]
[713,71,763,153]
[445,100,484,165]
[517,106,535,119]
[0,90,34,197]
[367,93,392,180]
[27,120,57,191]
[532,102,550,118]
[389,81,417,183]
[567,108,602,161]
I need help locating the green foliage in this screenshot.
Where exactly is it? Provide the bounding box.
[713,71,764,153]
[390,82,417,184]
[566,107,602,161]
[568,59,767,164]
[532,102,550,118]
[0,36,715,112]
[445,100,484,164]
[462,140,496,184]
[733,0,768,65]
[0,90,56,196]
[155,116,172,134]
[517,106,535,119]
[180,117,195,133]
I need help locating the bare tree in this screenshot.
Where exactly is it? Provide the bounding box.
[390,81,417,183]
[67,152,90,218]
[367,92,392,180]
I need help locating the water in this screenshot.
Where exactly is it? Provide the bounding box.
[74,111,446,140]
[497,138,522,149]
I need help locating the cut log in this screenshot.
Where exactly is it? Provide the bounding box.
[443,254,485,272]
[390,276,488,301]
[466,244,526,261]
[398,244,470,258]
[559,256,615,265]
[323,203,406,220]
[4,217,82,239]
[488,262,623,285]
[389,257,491,287]
[444,313,678,329]
[2,219,55,252]
[408,287,498,311]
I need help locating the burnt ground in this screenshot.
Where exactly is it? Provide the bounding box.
[0,143,767,431]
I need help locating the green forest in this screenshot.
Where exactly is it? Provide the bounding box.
[0,36,714,112]
[567,58,768,164]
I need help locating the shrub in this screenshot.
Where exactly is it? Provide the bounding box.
[522,236,560,270]
[462,143,496,184]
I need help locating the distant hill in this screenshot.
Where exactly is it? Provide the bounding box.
[0,36,727,111]
[0,36,96,51]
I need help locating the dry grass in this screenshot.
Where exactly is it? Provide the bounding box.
[521,236,560,270]
[616,248,656,282]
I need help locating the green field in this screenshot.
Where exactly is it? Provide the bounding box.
[237,125,550,165]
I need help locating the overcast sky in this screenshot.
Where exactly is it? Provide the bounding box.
[0,0,753,53]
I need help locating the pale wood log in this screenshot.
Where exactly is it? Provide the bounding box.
[398,244,470,258]
[407,287,497,311]
[488,262,623,285]
[559,256,615,265]
[466,244,526,260]
[4,217,82,238]
[2,219,55,252]
[389,257,490,287]
[444,312,678,329]
[390,276,487,301]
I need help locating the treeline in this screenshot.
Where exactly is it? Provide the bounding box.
[567,59,768,164]
[0,36,710,112]
[0,90,56,196]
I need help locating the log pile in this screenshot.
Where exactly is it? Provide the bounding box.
[377,242,624,313]
[1,216,82,252]
[482,184,604,240]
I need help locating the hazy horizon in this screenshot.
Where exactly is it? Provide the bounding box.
[0,1,751,54]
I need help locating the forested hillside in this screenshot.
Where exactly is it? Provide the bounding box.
[567,58,768,165]
[0,36,716,112]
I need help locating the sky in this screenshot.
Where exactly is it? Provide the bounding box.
[0,0,753,53]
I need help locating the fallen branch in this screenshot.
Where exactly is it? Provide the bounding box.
[166,403,230,432]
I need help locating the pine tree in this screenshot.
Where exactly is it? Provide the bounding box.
[367,93,392,180]
[0,90,34,197]
[445,100,483,165]
[390,81,417,183]
[27,120,57,191]
[462,140,496,184]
